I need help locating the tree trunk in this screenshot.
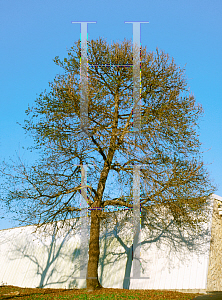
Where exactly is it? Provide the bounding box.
[86,209,102,291]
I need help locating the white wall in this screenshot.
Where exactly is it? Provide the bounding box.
[0,197,215,290]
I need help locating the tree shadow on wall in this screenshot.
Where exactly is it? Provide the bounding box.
[6,206,212,290]
[98,207,212,290]
[8,219,82,289]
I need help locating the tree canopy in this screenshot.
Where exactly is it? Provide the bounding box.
[0,37,215,290]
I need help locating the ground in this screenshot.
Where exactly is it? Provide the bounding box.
[0,285,205,299]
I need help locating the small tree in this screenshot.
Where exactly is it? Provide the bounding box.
[0,37,215,291]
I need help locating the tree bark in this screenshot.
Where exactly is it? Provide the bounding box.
[86,209,102,290]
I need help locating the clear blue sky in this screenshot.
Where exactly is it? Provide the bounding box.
[0,0,221,230]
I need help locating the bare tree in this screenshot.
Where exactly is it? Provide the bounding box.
[0,37,215,291]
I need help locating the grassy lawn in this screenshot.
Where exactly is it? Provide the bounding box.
[0,285,205,299]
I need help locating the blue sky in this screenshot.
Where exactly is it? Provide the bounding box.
[0,0,221,230]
